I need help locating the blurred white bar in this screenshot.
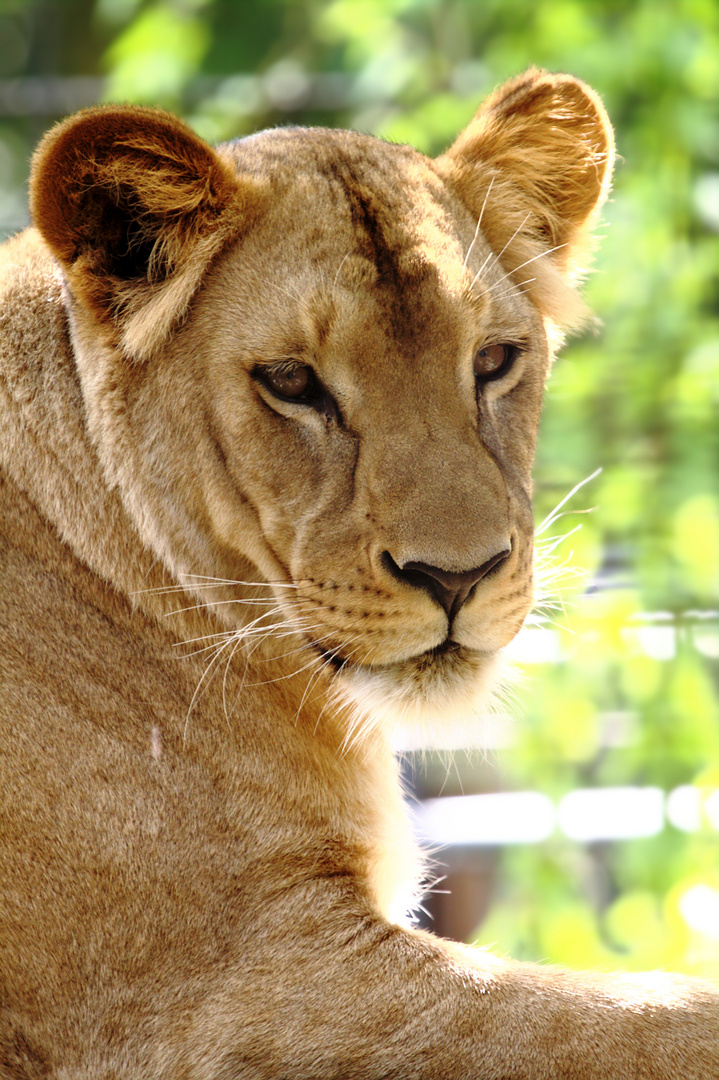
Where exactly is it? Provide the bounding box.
[558,786,664,841]
[503,626,563,664]
[667,785,702,832]
[415,791,555,846]
[412,785,719,847]
[705,790,719,830]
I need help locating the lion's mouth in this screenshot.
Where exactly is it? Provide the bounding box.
[311,638,463,674]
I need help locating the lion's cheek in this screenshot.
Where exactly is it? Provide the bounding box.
[213,410,356,581]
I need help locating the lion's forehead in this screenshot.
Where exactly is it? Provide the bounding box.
[221,127,472,288]
[211,128,508,385]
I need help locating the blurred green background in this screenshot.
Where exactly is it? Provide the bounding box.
[1,0,717,975]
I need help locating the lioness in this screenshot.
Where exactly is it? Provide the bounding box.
[1,68,717,1078]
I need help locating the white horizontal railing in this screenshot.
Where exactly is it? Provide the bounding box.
[414,784,719,847]
[505,609,719,665]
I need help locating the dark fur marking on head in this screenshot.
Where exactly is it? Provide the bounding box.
[319,157,402,291]
[315,152,445,346]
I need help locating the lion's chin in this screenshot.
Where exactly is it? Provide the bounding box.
[328,644,505,750]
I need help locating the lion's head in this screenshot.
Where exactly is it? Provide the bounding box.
[30,70,613,739]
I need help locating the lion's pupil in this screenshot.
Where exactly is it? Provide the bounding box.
[474,344,508,377]
[269,364,310,398]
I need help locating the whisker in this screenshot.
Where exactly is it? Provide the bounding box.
[182,634,236,745]
[231,632,269,710]
[530,470,605,642]
[245,653,324,689]
[133,576,299,600]
[484,274,535,295]
[504,241,569,277]
[483,241,571,297]
[469,249,495,291]
[332,249,352,291]
[485,277,536,302]
[471,212,531,290]
[254,638,324,665]
[180,575,298,590]
[133,582,229,596]
[463,177,495,270]
[165,596,281,616]
[174,638,233,660]
[222,635,246,726]
[174,630,234,648]
[296,655,336,727]
[535,468,602,536]
[256,275,306,307]
[535,523,584,557]
[181,612,317,728]
[172,608,288,648]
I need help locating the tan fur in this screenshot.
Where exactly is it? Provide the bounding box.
[1,71,717,1078]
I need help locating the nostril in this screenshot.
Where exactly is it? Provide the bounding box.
[381,547,511,620]
[471,548,512,581]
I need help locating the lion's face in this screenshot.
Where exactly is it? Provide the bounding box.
[31,78,613,733]
[183,133,544,727]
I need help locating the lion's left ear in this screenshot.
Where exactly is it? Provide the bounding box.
[31,105,266,360]
[436,69,615,328]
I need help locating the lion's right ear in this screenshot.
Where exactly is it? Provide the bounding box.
[436,70,614,330]
[31,105,265,360]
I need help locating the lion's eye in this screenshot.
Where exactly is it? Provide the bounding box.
[473,343,517,382]
[253,361,342,423]
[257,362,317,402]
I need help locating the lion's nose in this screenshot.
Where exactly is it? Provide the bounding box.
[382,549,511,621]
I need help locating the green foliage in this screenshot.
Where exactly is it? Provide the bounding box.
[4,0,717,976]
[103,0,212,106]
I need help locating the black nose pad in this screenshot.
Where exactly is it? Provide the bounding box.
[383,549,511,621]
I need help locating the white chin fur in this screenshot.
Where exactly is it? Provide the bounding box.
[331,647,506,751]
